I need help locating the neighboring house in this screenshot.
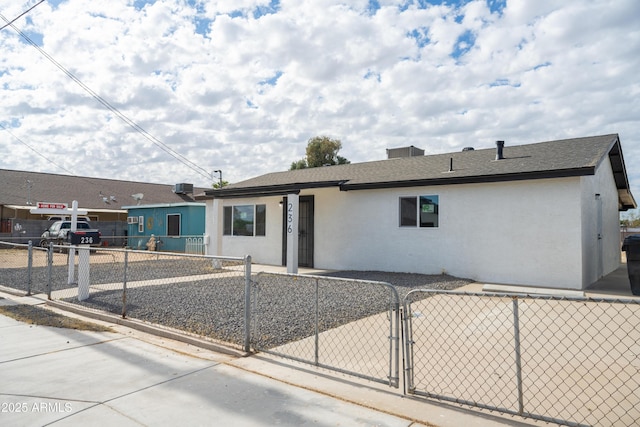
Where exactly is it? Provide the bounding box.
[0,169,206,245]
[199,134,636,290]
[123,202,206,253]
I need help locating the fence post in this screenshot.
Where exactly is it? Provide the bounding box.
[315,278,319,365]
[243,255,252,353]
[26,240,33,296]
[512,297,524,415]
[47,243,53,300]
[122,250,128,318]
[402,298,416,394]
[391,294,400,388]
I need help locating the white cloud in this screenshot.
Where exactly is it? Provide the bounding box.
[0,0,638,210]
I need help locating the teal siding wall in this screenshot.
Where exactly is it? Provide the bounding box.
[126,204,205,252]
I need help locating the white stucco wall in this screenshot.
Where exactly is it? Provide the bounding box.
[311,178,584,288]
[206,196,283,264]
[206,167,622,290]
[579,158,622,287]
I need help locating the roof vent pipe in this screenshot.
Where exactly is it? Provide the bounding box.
[495,140,505,160]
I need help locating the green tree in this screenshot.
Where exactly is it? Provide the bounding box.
[290,159,308,170]
[212,180,229,189]
[621,210,640,227]
[290,136,350,170]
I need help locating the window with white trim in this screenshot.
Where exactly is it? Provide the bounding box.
[223,204,266,236]
[399,195,439,227]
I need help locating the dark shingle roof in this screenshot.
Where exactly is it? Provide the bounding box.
[204,134,636,210]
[0,169,208,209]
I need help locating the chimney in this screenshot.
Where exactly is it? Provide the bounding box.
[495,140,505,160]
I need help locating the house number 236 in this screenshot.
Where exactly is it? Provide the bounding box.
[287,203,294,233]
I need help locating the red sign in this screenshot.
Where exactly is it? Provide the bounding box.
[37,202,68,210]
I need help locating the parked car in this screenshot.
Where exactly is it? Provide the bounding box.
[40,221,101,248]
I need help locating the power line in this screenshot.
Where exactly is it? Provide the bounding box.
[0,11,213,181]
[0,0,44,32]
[0,121,176,200]
[0,121,76,176]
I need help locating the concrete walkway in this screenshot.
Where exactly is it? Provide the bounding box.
[0,290,546,427]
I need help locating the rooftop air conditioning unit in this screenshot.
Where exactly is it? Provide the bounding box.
[386,145,425,159]
[174,183,194,194]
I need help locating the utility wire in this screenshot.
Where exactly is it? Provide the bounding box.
[0,122,76,176]
[0,0,44,32]
[0,11,213,181]
[0,121,177,200]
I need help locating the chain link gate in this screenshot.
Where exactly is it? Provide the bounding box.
[403,289,640,427]
[251,272,401,387]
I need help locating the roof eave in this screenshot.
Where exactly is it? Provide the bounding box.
[202,181,345,199]
[340,168,595,191]
[603,136,637,211]
[618,189,637,211]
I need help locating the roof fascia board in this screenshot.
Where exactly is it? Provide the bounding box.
[4,204,35,210]
[205,181,343,199]
[121,203,206,209]
[210,189,301,199]
[4,204,127,214]
[340,168,595,191]
[598,135,637,210]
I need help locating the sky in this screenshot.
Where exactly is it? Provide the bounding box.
[1,0,639,210]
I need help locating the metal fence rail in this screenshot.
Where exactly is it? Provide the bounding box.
[51,248,250,350]
[0,241,251,350]
[403,290,640,427]
[252,272,400,387]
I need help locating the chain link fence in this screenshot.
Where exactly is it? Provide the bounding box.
[251,272,401,387]
[3,240,640,425]
[0,241,50,295]
[0,241,250,350]
[55,248,250,350]
[403,289,640,427]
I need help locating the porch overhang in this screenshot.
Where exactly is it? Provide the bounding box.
[200,181,344,199]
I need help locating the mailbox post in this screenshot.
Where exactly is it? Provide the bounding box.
[69,231,101,246]
[69,231,101,301]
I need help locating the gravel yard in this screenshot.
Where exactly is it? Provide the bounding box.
[63,270,472,349]
[2,247,472,349]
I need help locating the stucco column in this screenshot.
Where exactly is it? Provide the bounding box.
[205,198,223,257]
[286,193,299,274]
